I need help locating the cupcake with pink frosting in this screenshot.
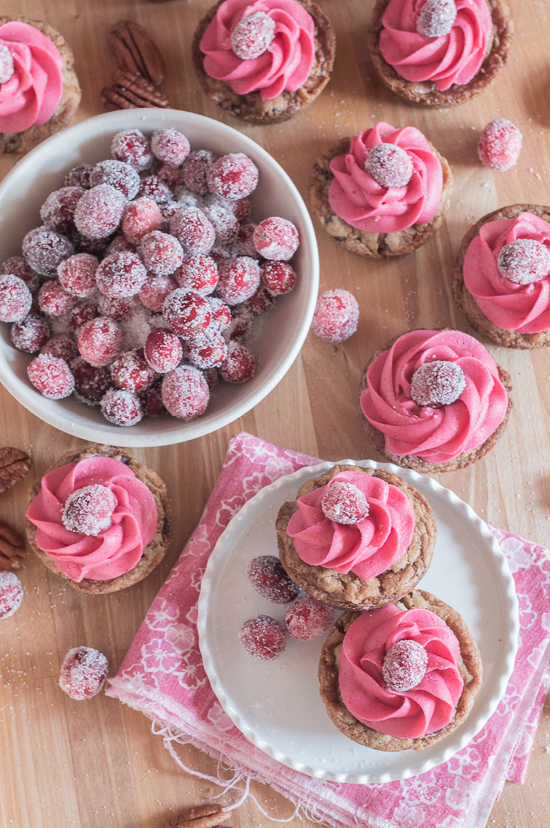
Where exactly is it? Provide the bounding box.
[192,0,335,124]
[360,329,512,472]
[319,589,482,751]
[25,445,171,594]
[0,17,81,155]
[276,464,436,611]
[309,122,452,258]
[454,204,550,349]
[368,0,513,107]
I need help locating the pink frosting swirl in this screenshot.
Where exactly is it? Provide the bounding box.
[0,21,64,133]
[360,329,509,463]
[26,456,158,582]
[339,603,464,739]
[285,470,415,580]
[328,123,443,233]
[463,212,550,333]
[200,0,315,100]
[379,0,492,91]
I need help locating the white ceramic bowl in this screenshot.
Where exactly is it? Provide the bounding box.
[0,109,319,447]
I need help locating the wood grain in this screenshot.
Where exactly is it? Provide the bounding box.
[0,0,549,826]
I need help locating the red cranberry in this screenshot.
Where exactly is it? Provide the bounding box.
[10,314,50,353]
[203,201,239,245]
[59,646,108,700]
[311,289,359,344]
[151,128,190,166]
[365,143,414,188]
[22,227,74,276]
[239,615,286,660]
[409,360,466,407]
[40,186,85,234]
[38,281,76,317]
[245,285,275,315]
[184,329,228,369]
[216,257,261,306]
[247,555,300,603]
[58,253,98,298]
[321,481,369,525]
[70,302,99,331]
[96,251,148,298]
[284,596,335,641]
[231,11,276,59]
[478,119,522,171]
[382,639,428,691]
[138,176,172,205]
[142,379,166,417]
[78,316,122,367]
[0,572,23,619]
[41,334,78,363]
[122,197,162,244]
[170,208,216,256]
[27,354,75,399]
[110,347,156,392]
[152,159,185,189]
[139,275,177,312]
[260,261,296,296]
[111,129,153,172]
[138,231,184,276]
[207,297,231,331]
[175,256,219,295]
[253,217,299,261]
[72,358,112,406]
[90,160,140,201]
[144,328,183,373]
[74,185,126,239]
[161,365,210,420]
[0,275,32,322]
[207,153,259,201]
[100,387,143,426]
[219,341,255,383]
[0,257,40,294]
[62,484,117,535]
[64,164,93,189]
[163,288,212,337]
[183,150,217,195]
[97,294,136,321]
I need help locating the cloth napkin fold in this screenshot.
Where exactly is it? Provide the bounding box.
[107,433,550,828]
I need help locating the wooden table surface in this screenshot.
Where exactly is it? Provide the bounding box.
[1,0,550,825]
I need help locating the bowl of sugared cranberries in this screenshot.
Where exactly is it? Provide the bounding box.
[0,109,319,446]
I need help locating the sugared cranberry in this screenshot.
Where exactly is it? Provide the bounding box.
[22,227,74,276]
[138,176,171,205]
[122,197,162,244]
[70,302,99,331]
[40,186,85,234]
[217,257,261,305]
[151,128,191,166]
[27,354,75,399]
[174,186,201,210]
[142,379,166,417]
[0,275,32,322]
[71,230,111,257]
[311,289,359,344]
[64,164,93,189]
[224,305,254,341]
[100,387,143,426]
[41,334,78,363]
[365,143,414,188]
[230,197,251,223]
[0,572,23,619]
[0,44,13,84]
[203,201,239,245]
[144,328,183,373]
[245,285,275,315]
[1,257,40,294]
[207,297,232,331]
[96,251,148,298]
[321,481,369,525]
[410,360,466,407]
[110,347,156,392]
[111,129,153,172]
[170,208,216,256]
[59,646,108,700]
[247,555,300,603]
[97,294,136,321]
[478,119,522,171]
[175,256,219,295]
[72,358,112,406]
[152,160,185,189]
[159,201,186,232]
[203,366,219,388]
[260,261,297,296]
[74,185,126,239]
[232,224,259,259]
[497,239,550,285]
[163,288,212,337]
[62,484,117,535]
[107,236,136,256]
[10,314,50,353]
[231,11,276,59]
[139,231,184,276]
[89,160,140,201]
[207,154,259,201]
[382,639,428,691]
[284,596,335,642]
[416,0,457,37]
[38,280,76,317]
[239,615,286,660]
[184,329,228,369]
[253,217,299,261]
[58,253,98,298]
[139,275,177,312]
[219,341,255,383]
[183,150,217,195]
[78,317,122,367]
[161,365,210,420]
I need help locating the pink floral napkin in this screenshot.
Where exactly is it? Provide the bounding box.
[107,433,550,828]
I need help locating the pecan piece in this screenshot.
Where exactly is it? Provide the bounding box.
[101,71,170,111]
[166,804,229,828]
[0,447,31,494]
[0,520,26,571]
[109,20,165,86]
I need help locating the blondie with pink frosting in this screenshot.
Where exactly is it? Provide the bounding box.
[368,0,513,107]
[276,464,436,611]
[319,589,482,751]
[26,444,171,594]
[309,122,452,257]
[454,204,550,349]
[0,17,80,155]
[192,0,335,124]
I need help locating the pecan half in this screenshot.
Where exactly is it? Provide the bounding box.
[0,447,31,494]
[109,21,165,87]
[101,71,170,111]
[166,804,229,828]
[0,520,26,571]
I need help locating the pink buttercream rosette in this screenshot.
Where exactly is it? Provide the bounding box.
[328,122,443,233]
[463,212,550,333]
